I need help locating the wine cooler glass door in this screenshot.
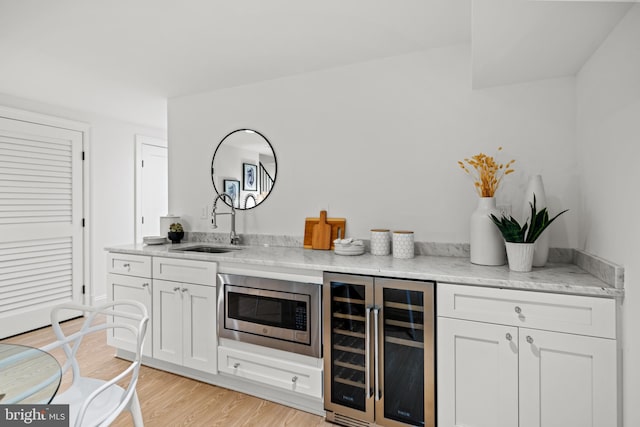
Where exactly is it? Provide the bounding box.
[375,278,435,427]
[324,273,375,423]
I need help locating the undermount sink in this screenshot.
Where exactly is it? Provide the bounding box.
[171,245,241,254]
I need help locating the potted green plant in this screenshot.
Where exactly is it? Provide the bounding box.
[167,222,184,244]
[489,195,568,272]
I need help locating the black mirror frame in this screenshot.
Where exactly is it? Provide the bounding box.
[210,128,277,210]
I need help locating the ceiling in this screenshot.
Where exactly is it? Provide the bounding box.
[472,0,633,89]
[0,0,633,129]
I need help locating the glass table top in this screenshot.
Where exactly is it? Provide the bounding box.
[0,342,62,404]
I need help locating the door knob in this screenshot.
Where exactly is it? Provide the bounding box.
[526,335,534,344]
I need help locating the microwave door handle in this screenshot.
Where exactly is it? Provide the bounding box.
[365,306,372,399]
[373,306,381,401]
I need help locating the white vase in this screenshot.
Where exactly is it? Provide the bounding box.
[505,242,535,272]
[522,175,548,267]
[470,197,506,266]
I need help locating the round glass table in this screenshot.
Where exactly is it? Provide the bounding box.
[0,342,62,404]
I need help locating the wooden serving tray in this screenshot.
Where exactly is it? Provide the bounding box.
[303,217,346,250]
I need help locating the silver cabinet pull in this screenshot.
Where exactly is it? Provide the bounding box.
[291,376,298,383]
[514,306,522,314]
[142,282,149,288]
[181,287,188,293]
[373,306,381,402]
[233,362,240,369]
[173,287,180,292]
[365,306,372,399]
[122,263,130,268]
[526,335,534,344]
[506,333,512,341]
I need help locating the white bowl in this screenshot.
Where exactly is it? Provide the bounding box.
[143,236,167,245]
[334,243,365,256]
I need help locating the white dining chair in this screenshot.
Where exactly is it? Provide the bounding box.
[40,300,149,427]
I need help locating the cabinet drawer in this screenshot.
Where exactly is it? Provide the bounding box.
[437,283,616,339]
[218,346,322,398]
[107,252,151,278]
[153,256,216,285]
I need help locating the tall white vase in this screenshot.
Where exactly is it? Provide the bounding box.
[470,197,506,266]
[522,175,548,267]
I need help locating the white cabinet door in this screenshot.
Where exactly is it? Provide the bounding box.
[182,283,217,374]
[152,279,183,365]
[107,273,152,357]
[437,317,519,427]
[153,279,217,373]
[519,328,618,427]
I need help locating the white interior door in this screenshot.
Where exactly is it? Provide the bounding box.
[0,115,84,338]
[135,135,167,242]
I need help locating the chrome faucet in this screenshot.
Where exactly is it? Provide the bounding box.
[211,192,240,245]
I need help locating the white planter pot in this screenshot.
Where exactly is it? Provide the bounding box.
[470,197,506,266]
[505,242,535,272]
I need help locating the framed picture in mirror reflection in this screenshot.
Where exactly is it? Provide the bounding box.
[223,179,240,208]
[243,163,258,191]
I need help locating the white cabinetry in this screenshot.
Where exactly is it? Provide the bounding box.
[437,283,618,427]
[106,253,153,357]
[152,257,217,374]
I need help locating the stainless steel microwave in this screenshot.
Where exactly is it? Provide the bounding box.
[217,273,322,358]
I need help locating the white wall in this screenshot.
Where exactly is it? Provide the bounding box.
[576,5,640,426]
[0,93,166,302]
[169,44,578,247]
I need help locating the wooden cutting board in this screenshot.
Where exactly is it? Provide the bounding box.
[303,214,346,250]
[311,210,331,250]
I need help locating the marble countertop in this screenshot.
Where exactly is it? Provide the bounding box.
[105,242,623,298]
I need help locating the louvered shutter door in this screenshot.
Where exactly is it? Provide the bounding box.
[0,116,83,338]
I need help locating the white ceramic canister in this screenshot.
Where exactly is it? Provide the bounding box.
[392,231,415,259]
[370,229,391,256]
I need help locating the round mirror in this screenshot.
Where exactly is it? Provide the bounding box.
[211,129,277,210]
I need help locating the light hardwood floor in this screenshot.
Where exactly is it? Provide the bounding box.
[2,316,333,426]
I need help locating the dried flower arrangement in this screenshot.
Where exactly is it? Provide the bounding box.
[458,147,516,197]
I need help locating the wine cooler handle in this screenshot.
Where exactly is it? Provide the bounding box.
[365,306,372,399]
[373,306,381,402]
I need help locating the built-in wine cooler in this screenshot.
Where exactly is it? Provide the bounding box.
[323,273,435,427]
